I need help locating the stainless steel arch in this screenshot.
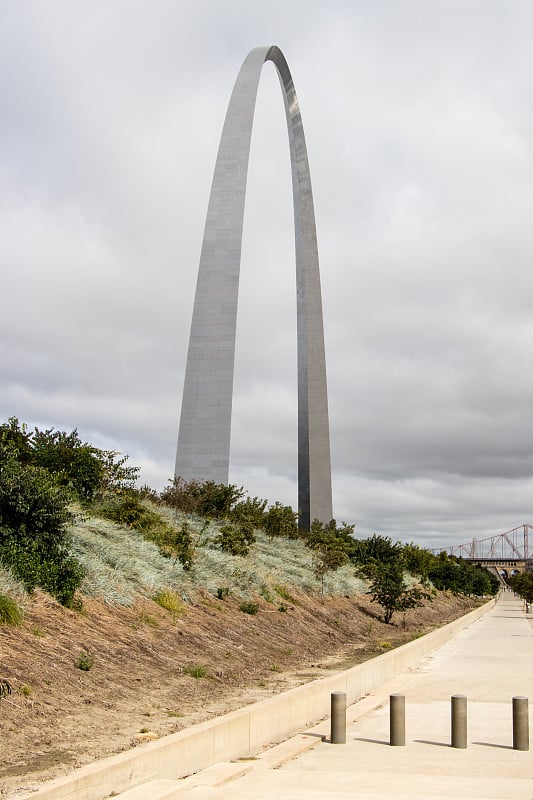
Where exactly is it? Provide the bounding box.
[175,45,332,529]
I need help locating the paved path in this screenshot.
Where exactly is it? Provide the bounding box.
[168,593,533,800]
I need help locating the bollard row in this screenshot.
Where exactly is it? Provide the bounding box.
[329,692,529,750]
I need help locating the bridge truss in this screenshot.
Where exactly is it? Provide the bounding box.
[434,524,532,560]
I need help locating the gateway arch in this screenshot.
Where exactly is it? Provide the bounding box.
[175,45,332,530]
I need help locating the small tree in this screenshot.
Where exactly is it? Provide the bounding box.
[359,561,430,624]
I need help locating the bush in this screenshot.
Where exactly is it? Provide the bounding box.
[229,496,267,527]
[0,454,83,606]
[0,593,22,625]
[161,478,244,518]
[76,651,93,671]
[239,601,259,615]
[263,502,298,539]
[0,417,139,504]
[214,523,255,556]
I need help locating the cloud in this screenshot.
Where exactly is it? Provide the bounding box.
[2,1,533,547]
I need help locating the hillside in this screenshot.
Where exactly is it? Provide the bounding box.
[0,508,483,798]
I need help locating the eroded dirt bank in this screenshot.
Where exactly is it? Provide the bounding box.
[0,589,482,797]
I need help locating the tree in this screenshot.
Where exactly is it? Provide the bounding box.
[510,572,533,605]
[358,560,430,624]
[350,534,402,567]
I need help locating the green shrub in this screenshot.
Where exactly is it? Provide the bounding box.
[161,477,244,518]
[183,663,207,678]
[229,496,267,527]
[0,454,83,606]
[263,502,298,539]
[216,586,230,599]
[0,593,22,625]
[0,417,139,504]
[76,651,93,671]
[214,523,255,556]
[239,601,259,615]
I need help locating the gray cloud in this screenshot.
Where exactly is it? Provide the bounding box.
[2,1,533,548]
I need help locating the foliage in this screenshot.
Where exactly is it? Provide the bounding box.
[0,593,22,625]
[350,534,402,566]
[161,477,244,518]
[214,522,255,556]
[358,560,431,624]
[303,519,352,591]
[229,496,268,527]
[153,589,185,620]
[509,571,533,604]
[97,494,197,571]
[401,543,434,584]
[76,651,93,671]
[428,553,499,596]
[0,417,139,504]
[182,663,208,678]
[0,452,83,605]
[239,601,259,615]
[263,502,299,539]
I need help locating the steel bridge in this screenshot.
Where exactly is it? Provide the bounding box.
[432,524,533,561]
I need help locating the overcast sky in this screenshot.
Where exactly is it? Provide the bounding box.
[2,0,533,548]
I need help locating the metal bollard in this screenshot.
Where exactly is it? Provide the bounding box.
[451,695,467,748]
[331,692,346,744]
[513,696,529,751]
[390,694,405,746]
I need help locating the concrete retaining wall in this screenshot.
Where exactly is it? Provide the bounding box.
[21,598,495,800]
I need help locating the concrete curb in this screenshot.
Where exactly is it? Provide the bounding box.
[20,598,495,800]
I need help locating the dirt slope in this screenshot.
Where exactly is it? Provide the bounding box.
[0,589,481,798]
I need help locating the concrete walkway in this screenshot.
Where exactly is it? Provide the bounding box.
[145,593,532,800]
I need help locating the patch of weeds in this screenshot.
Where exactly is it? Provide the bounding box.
[0,594,22,626]
[257,680,267,687]
[165,710,183,717]
[31,625,45,637]
[76,651,93,671]
[270,664,280,672]
[259,585,275,604]
[278,603,288,612]
[274,584,297,604]
[377,640,393,650]
[216,586,230,600]
[239,601,259,615]
[139,727,150,734]
[182,664,208,679]
[412,631,424,639]
[138,612,160,627]
[363,621,375,637]
[153,590,184,621]
[18,684,32,696]
[70,595,84,613]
